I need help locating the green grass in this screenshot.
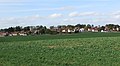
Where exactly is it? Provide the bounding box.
[0,32,120,66]
[0,32,120,42]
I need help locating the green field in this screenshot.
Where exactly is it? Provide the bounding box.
[0,32,120,66]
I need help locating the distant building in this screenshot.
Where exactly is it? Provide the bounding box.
[0,32,7,37]
[79,28,85,32]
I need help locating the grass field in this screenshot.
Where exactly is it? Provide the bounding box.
[0,32,120,66]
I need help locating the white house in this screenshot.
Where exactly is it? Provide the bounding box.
[88,28,91,32]
[116,28,119,31]
[68,29,71,33]
[79,28,84,32]
[62,30,66,33]
[19,33,27,36]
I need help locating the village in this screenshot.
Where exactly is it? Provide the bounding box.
[0,24,120,37]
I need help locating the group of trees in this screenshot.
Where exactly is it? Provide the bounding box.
[0,26,27,32]
[0,26,48,34]
[0,24,120,35]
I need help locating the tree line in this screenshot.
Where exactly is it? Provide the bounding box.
[0,24,120,35]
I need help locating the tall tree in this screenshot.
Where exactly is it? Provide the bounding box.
[23,26,30,32]
[75,24,86,28]
[105,24,115,30]
[8,27,15,32]
[15,26,22,32]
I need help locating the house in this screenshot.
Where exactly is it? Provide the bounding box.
[62,30,66,33]
[116,28,119,31]
[12,33,18,36]
[67,29,71,33]
[94,27,99,32]
[92,29,95,32]
[88,28,92,32]
[19,33,27,36]
[101,30,108,32]
[67,29,75,33]
[79,28,85,32]
[0,32,7,37]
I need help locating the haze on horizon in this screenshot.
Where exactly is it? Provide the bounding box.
[0,0,120,29]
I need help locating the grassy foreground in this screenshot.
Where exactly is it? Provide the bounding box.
[0,32,120,66]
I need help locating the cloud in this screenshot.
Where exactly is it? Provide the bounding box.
[0,13,63,28]
[63,17,120,26]
[110,11,120,19]
[24,15,44,20]
[0,6,75,13]
[64,11,120,25]
[49,13,63,18]
[0,14,44,28]
[58,6,76,11]
[0,11,120,29]
[63,18,75,22]
[69,12,79,17]
[79,12,100,16]
[69,12,101,17]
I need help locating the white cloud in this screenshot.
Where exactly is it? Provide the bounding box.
[79,12,100,16]
[49,13,63,18]
[110,11,120,19]
[58,6,76,11]
[63,18,75,22]
[0,15,44,28]
[24,15,44,20]
[69,12,101,17]
[112,11,120,15]
[69,12,79,17]
[113,15,120,19]
[0,6,75,13]
[62,17,120,26]
[1,11,120,29]
[64,11,120,25]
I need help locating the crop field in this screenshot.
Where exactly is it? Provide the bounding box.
[0,32,120,66]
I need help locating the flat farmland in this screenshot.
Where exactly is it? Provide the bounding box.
[0,32,120,66]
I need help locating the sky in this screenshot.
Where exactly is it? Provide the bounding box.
[0,0,120,28]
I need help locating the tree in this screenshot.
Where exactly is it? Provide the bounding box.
[23,26,30,32]
[75,24,86,28]
[8,27,15,32]
[4,28,9,32]
[36,25,43,30]
[37,26,47,34]
[50,26,54,29]
[100,26,105,30]
[15,26,22,32]
[67,25,74,30]
[105,24,115,30]
[114,25,119,28]
[86,24,92,28]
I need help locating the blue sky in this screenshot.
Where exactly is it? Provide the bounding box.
[0,0,120,28]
